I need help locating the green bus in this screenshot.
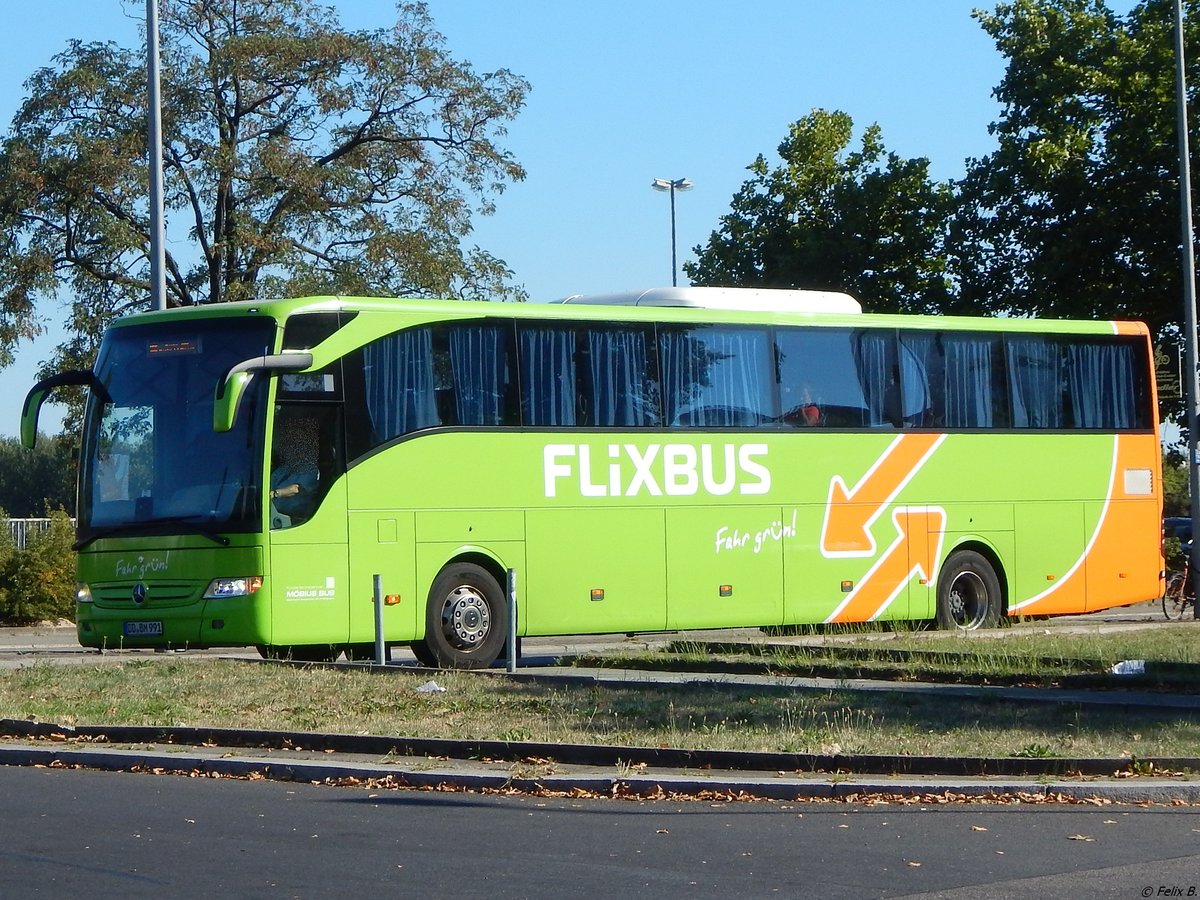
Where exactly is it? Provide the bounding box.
[22,287,1163,668]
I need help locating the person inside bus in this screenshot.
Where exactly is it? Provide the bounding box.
[270,457,317,518]
[269,413,320,526]
[794,385,821,426]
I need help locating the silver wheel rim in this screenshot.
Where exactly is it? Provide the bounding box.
[441,585,491,650]
[947,571,988,629]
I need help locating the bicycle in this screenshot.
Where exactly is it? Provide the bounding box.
[1163,547,1196,621]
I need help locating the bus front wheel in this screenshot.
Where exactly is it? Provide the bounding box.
[420,563,507,669]
[936,550,1002,631]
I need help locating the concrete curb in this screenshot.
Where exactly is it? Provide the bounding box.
[3,720,1199,804]
[7,719,1199,778]
[2,740,1197,804]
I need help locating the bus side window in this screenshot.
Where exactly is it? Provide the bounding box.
[659,326,776,427]
[1007,336,1067,429]
[446,322,517,427]
[579,325,661,427]
[899,332,941,427]
[777,327,899,429]
[943,333,1007,428]
[518,325,578,426]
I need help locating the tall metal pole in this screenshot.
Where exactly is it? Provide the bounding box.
[147,0,167,311]
[1174,0,1200,617]
[652,177,692,287]
[668,184,678,287]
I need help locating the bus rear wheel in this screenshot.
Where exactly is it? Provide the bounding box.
[419,563,507,670]
[936,550,1002,631]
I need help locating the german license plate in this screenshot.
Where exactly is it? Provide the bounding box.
[123,621,163,637]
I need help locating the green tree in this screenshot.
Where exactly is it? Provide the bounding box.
[0,435,76,517]
[0,510,13,617]
[953,1,1191,361]
[1163,454,1190,516]
[0,0,529,381]
[686,109,957,313]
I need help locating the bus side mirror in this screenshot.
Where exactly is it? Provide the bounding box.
[21,370,111,449]
[213,351,314,433]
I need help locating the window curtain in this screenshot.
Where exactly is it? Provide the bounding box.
[519,327,576,426]
[586,329,659,426]
[1067,342,1136,429]
[944,335,996,428]
[852,331,895,427]
[659,329,772,426]
[362,328,438,441]
[1007,338,1063,428]
[449,324,509,426]
[899,332,936,425]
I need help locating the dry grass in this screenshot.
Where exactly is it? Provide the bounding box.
[2,649,1199,760]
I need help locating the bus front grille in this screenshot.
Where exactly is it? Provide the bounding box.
[92,581,201,608]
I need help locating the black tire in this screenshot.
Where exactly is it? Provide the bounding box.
[418,562,508,670]
[936,550,1002,631]
[409,640,438,667]
[1163,572,1189,621]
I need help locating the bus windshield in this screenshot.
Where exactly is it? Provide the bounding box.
[78,316,275,543]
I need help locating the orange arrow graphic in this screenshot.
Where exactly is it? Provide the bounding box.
[821,433,945,557]
[826,506,946,623]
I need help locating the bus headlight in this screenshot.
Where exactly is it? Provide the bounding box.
[203,576,264,599]
[75,583,94,604]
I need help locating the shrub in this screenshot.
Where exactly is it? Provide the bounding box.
[0,508,77,625]
[0,508,13,615]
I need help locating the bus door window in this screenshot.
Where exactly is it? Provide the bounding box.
[270,404,341,529]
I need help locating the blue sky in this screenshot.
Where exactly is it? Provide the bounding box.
[0,0,1135,435]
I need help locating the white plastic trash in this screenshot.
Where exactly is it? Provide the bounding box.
[416,680,446,693]
[1109,659,1146,676]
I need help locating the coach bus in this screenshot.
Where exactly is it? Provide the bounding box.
[21,287,1163,668]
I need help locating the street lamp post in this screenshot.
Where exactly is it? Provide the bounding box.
[1174,0,1200,618]
[651,177,693,287]
[147,0,166,310]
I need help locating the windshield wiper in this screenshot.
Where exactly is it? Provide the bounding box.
[74,516,232,551]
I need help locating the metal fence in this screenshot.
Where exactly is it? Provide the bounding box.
[6,518,73,551]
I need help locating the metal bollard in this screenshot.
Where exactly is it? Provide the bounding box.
[373,574,386,666]
[506,568,518,674]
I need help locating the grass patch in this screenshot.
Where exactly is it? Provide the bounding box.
[578,625,1200,690]
[2,655,1199,760]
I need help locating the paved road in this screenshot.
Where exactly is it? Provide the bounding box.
[1,600,1198,898]
[2,764,1198,900]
